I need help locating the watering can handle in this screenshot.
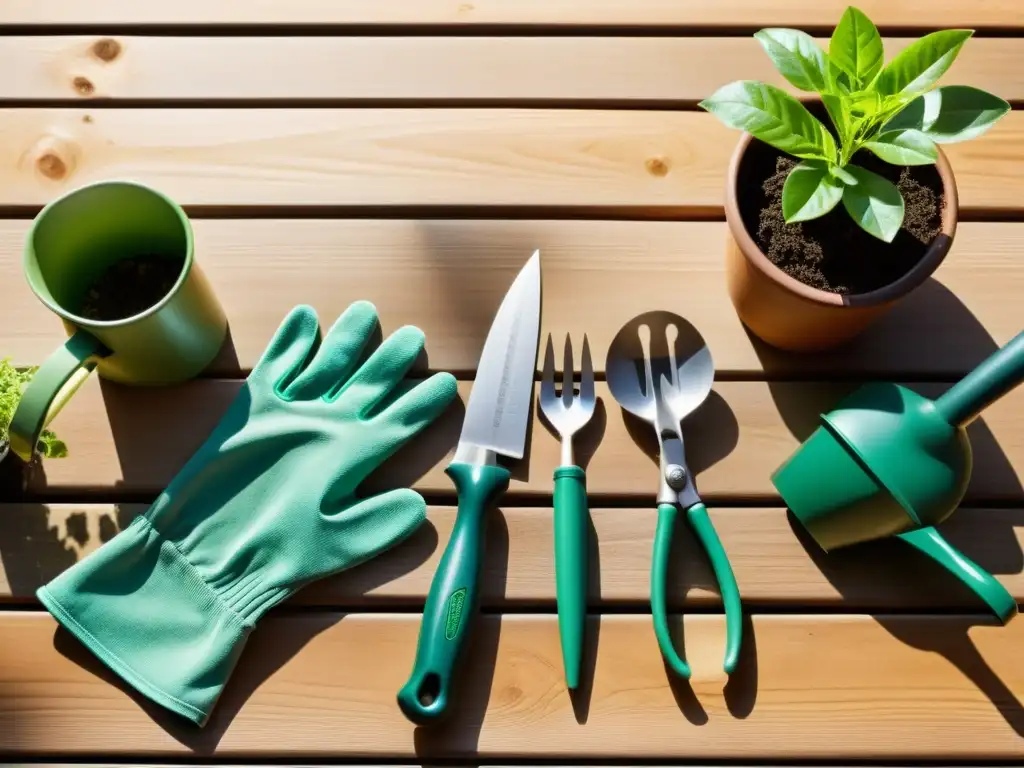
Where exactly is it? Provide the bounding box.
[935,331,1024,427]
[898,526,1018,624]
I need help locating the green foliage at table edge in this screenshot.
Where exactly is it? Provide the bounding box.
[0,358,67,459]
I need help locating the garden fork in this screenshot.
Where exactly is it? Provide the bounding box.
[539,333,596,689]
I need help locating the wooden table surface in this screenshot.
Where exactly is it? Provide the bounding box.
[2,1,1024,761]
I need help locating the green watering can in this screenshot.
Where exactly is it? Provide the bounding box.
[772,331,1024,624]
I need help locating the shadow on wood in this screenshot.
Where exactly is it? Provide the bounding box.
[417,219,548,376]
[568,513,602,725]
[0,502,123,602]
[52,610,345,751]
[0,449,47,502]
[752,278,1021,379]
[789,510,1024,737]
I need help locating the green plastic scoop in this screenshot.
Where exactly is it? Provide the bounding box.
[772,331,1024,624]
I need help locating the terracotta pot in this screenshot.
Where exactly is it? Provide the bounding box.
[724,133,958,352]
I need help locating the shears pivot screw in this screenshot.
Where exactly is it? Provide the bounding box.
[665,464,686,490]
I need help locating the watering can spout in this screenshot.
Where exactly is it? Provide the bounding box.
[898,526,1018,624]
[934,331,1024,428]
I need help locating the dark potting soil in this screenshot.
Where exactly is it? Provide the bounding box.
[78,253,185,322]
[736,140,945,295]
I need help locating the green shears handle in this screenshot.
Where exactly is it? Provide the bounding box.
[652,501,742,678]
[553,465,588,689]
[397,461,510,725]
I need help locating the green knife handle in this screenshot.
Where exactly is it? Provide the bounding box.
[652,502,743,679]
[898,525,1018,624]
[553,465,588,690]
[396,461,510,725]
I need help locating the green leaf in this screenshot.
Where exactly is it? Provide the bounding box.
[782,160,845,222]
[875,29,973,97]
[755,28,830,93]
[883,85,1010,143]
[863,129,938,165]
[848,89,882,118]
[828,64,854,96]
[0,358,67,457]
[37,431,68,459]
[830,163,859,185]
[828,6,884,88]
[699,80,836,160]
[0,359,32,442]
[841,164,906,242]
[821,93,849,143]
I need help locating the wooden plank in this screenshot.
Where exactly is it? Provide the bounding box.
[0,0,1019,29]
[3,109,1023,213]
[2,504,1022,610]
[3,36,1021,103]
[5,377,1023,501]
[3,220,1022,378]
[2,612,1023,757]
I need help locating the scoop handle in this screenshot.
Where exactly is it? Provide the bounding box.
[898,526,1018,624]
[935,331,1024,427]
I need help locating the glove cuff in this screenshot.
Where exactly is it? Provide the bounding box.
[37,515,253,726]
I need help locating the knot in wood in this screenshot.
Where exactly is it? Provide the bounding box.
[500,685,523,704]
[72,76,95,96]
[37,152,68,181]
[645,156,671,177]
[92,38,122,63]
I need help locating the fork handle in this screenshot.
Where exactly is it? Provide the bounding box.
[554,465,589,690]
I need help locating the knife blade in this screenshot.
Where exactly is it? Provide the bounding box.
[397,249,542,725]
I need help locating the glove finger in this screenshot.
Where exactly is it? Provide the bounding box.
[376,371,459,433]
[285,300,379,401]
[316,488,428,575]
[251,304,321,392]
[334,325,426,412]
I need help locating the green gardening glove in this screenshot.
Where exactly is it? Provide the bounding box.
[37,301,458,727]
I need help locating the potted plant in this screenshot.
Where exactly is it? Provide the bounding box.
[0,358,67,464]
[700,6,1010,352]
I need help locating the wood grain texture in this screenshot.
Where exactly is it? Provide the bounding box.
[1,0,1020,28]
[2,36,1021,103]
[6,377,1022,501]
[2,612,1024,757]
[2,504,1022,610]
[3,109,1023,212]
[3,220,1021,378]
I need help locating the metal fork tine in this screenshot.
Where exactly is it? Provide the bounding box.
[561,334,574,408]
[580,334,595,410]
[541,334,556,407]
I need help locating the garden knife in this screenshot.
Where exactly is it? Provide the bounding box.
[397,250,542,725]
